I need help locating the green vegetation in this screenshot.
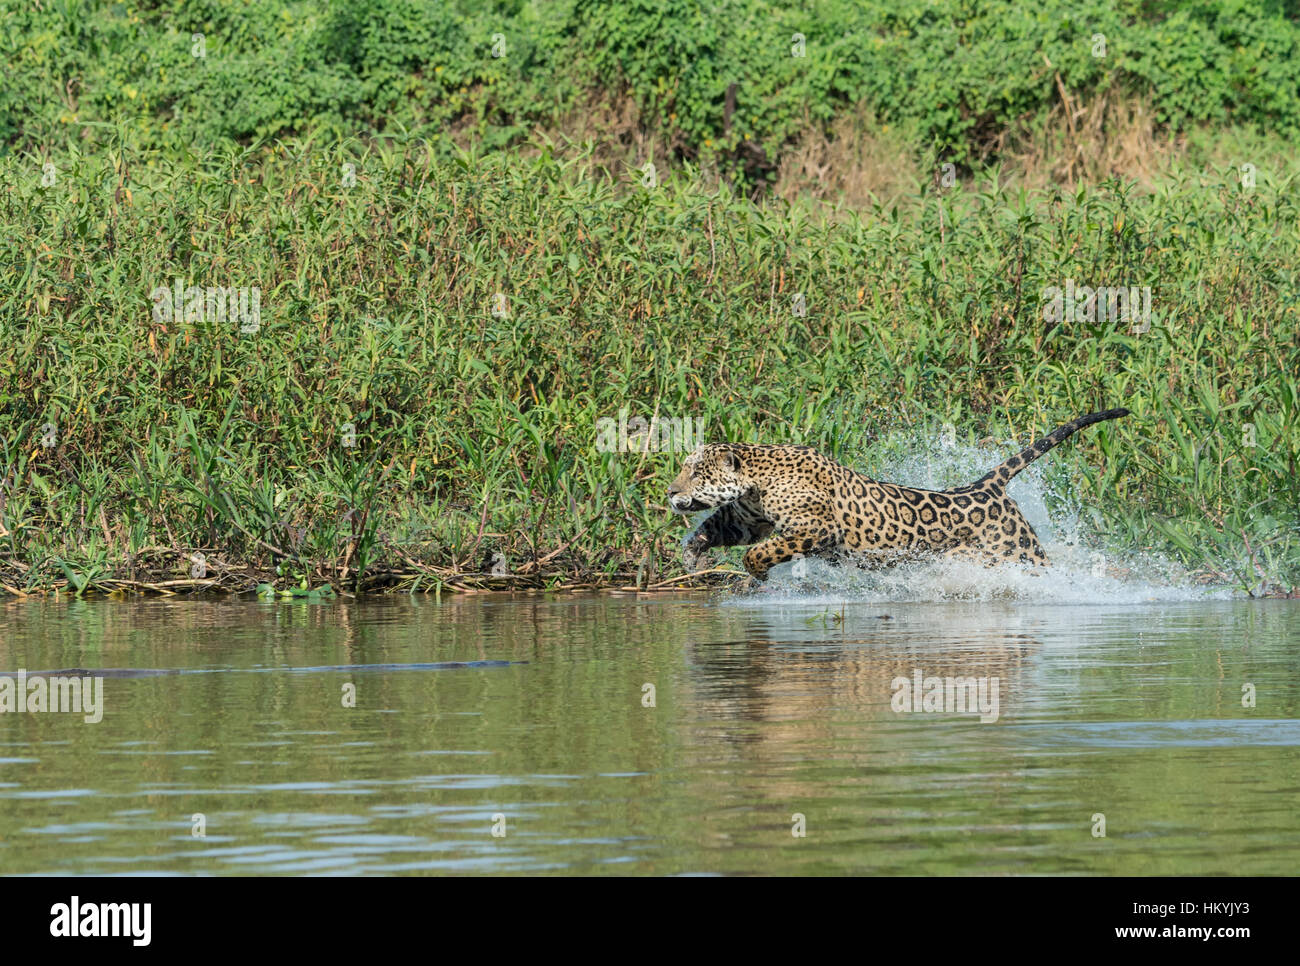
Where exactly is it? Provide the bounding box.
[3,140,1297,594]
[7,1,1300,177]
[1,1,1298,596]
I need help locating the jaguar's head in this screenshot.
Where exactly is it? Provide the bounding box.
[667,445,751,514]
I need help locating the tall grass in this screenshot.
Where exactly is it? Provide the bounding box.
[1,136,1297,594]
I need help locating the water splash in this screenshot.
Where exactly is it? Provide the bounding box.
[743,554,1235,605]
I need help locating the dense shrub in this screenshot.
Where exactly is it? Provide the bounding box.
[4,0,1299,177]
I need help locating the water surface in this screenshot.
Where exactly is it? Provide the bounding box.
[1,589,1297,875]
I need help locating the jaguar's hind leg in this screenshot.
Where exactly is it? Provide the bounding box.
[937,545,1021,567]
[963,528,1049,566]
[968,490,1050,566]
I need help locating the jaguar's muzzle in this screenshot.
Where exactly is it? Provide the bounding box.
[667,486,709,514]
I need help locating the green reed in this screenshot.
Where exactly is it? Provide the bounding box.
[0,136,1297,594]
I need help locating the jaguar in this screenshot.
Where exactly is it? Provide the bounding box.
[666,409,1130,581]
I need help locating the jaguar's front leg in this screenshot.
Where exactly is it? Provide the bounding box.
[682,505,773,572]
[741,530,836,582]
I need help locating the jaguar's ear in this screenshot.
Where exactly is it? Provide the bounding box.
[722,448,741,472]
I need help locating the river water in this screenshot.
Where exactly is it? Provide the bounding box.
[1,577,1297,875]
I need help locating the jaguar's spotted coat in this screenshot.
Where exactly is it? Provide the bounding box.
[667,409,1130,581]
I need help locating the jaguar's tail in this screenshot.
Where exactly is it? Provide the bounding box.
[974,409,1130,487]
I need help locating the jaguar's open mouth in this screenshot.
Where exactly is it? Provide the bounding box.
[669,498,711,514]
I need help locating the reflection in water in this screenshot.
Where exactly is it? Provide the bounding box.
[18,662,520,677]
[0,593,1297,875]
